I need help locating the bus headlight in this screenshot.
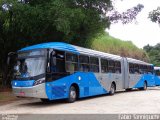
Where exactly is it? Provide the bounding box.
[33,78,45,86]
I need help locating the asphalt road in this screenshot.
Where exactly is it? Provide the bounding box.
[1,87,160,114]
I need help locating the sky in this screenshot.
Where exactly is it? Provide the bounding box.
[107,0,160,48]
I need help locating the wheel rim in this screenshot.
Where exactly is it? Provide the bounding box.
[111,84,115,94]
[70,88,76,100]
[144,82,147,90]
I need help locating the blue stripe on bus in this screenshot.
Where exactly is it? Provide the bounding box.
[19,42,79,54]
[133,74,155,88]
[12,80,35,87]
[45,72,108,100]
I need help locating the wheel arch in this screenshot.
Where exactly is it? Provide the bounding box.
[111,81,116,90]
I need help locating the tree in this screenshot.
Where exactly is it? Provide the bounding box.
[149,7,160,24]
[143,44,153,53]
[143,44,160,66]
[108,4,144,24]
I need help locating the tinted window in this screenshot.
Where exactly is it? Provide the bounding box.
[108,60,115,73]
[129,63,140,74]
[50,50,65,73]
[18,50,46,58]
[90,57,99,72]
[129,63,135,74]
[101,59,108,73]
[115,61,121,73]
[129,63,153,74]
[66,53,78,62]
[90,57,99,65]
[65,53,78,73]
[79,55,89,72]
[134,64,140,73]
[147,65,153,74]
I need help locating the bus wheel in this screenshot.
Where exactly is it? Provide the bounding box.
[139,81,147,90]
[109,83,116,95]
[142,81,147,90]
[67,86,77,103]
[40,98,50,103]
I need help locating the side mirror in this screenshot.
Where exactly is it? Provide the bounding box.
[7,56,10,65]
[7,52,17,65]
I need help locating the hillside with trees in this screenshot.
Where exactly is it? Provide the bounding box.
[90,32,149,62]
[143,43,160,66]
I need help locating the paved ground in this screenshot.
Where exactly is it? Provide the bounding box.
[1,87,160,114]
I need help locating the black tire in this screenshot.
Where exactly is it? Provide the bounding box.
[67,86,77,103]
[139,81,147,90]
[109,83,116,95]
[40,98,50,103]
[142,81,147,90]
[125,88,132,91]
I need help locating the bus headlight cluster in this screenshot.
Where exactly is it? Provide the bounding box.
[34,78,45,86]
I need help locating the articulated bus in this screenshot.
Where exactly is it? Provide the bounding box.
[10,42,157,102]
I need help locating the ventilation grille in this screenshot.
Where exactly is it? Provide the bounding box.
[52,86,66,98]
[84,87,89,96]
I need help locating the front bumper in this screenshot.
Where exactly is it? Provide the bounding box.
[12,83,48,98]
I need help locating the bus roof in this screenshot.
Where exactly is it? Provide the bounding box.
[19,42,78,53]
[127,57,152,66]
[19,42,122,60]
[154,67,160,70]
[19,42,152,65]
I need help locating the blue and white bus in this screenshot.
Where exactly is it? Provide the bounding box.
[10,42,155,102]
[154,67,160,86]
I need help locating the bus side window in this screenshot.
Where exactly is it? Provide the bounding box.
[50,50,65,73]
[79,55,89,72]
[115,61,121,73]
[108,60,115,73]
[148,65,153,74]
[90,57,99,72]
[139,65,144,74]
[101,59,108,73]
[129,63,134,74]
[134,64,140,74]
[65,53,78,73]
[143,65,148,74]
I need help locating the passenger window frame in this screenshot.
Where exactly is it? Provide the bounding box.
[65,52,78,73]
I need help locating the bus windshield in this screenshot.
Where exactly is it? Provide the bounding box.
[14,56,46,78]
[14,50,46,78]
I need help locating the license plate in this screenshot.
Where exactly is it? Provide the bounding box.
[19,92,25,96]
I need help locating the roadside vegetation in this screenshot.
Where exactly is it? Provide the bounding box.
[143,44,160,66]
[90,32,149,62]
